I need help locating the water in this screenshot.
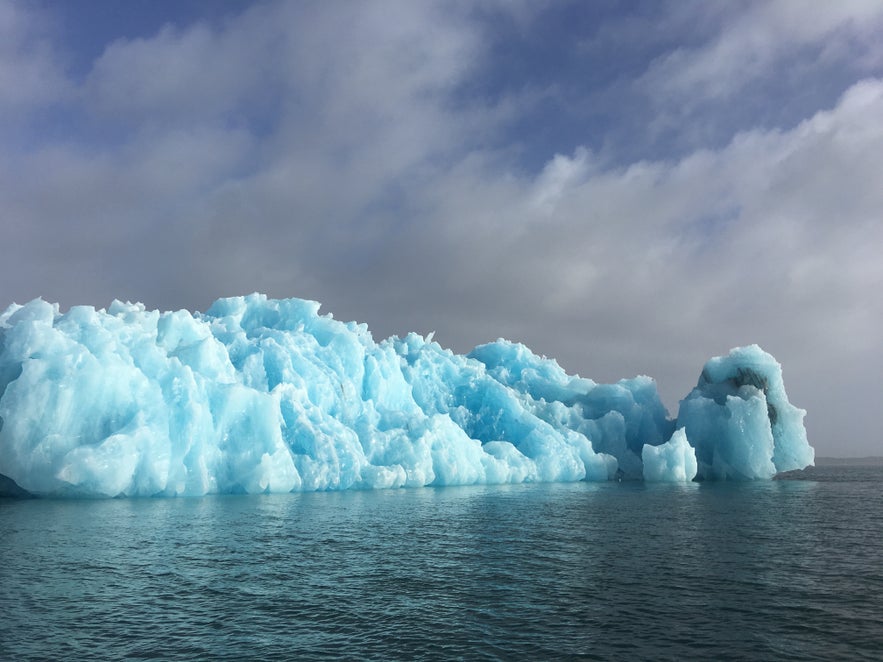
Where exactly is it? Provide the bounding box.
[2,465,882,660]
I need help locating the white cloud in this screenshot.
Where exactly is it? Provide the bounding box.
[532,147,591,213]
[643,0,883,105]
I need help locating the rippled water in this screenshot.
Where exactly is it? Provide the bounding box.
[2,464,882,660]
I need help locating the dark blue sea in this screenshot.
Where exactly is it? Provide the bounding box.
[2,463,882,661]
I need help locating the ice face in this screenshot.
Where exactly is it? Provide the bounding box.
[642,429,697,482]
[0,295,814,497]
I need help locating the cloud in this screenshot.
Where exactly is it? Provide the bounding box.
[531,147,592,213]
[0,1,72,120]
[643,0,883,105]
[85,21,261,123]
[0,1,880,455]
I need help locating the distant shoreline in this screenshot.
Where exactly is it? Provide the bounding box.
[815,456,883,466]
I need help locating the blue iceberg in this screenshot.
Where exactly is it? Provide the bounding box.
[677,345,814,480]
[0,294,813,497]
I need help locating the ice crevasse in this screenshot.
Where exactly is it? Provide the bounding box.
[0,294,814,497]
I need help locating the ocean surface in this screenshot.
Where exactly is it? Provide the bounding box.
[2,463,881,660]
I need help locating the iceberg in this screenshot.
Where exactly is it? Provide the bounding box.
[677,345,815,480]
[0,294,813,497]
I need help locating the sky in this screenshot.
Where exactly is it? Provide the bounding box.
[2,0,882,457]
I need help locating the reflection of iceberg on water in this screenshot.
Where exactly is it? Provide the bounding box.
[0,294,813,497]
